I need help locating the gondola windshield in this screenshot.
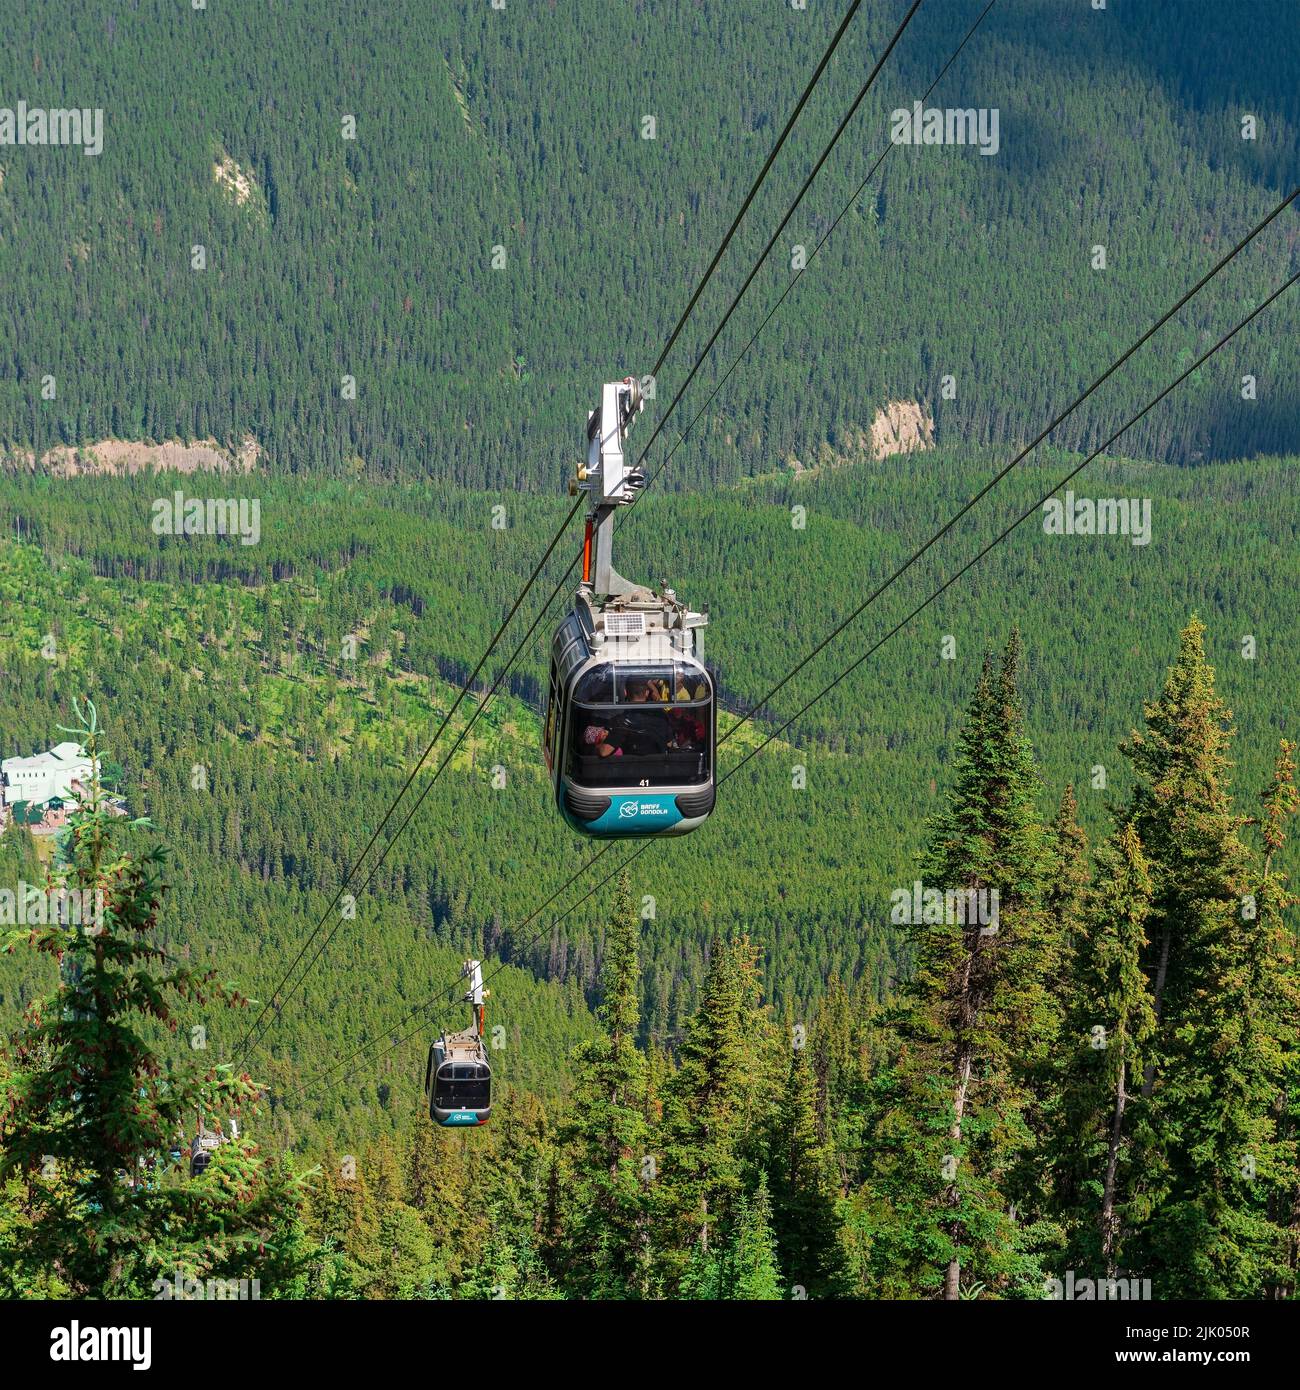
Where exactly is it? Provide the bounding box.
[434,1061,491,1111]
[569,663,711,789]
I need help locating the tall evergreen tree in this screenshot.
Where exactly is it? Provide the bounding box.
[405,1122,475,1290]
[656,936,778,1291]
[772,1038,841,1297]
[813,977,857,1137]
[1123,619,1287,1296]
[858,635,1053,1299]
[1053,821,1157,1278]
[682,1172,784,1301]
[1254,742,1300,1298]
[556,874,650,1298]
[1026,784,1093,1224]
[0,711,310,1297]
[454,1201,563,1301]
[730,1174,783,1300]
[1044,785,1091,997]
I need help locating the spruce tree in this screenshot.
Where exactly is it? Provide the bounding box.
[0,708,309,1297]
[860,635,1053,1299]
[812,977,856,1136]
[680,1174,784,1301]
[1053,821,1157,1278]
[1123,619,1286,1296]
[1044,785,1090,997]
[557,873,650,1298]
[1027,784,1092,1223]
[656,936,778,1291]
[728,1174,784,1299]
[772,1038,841,1297]
[454,1201,563,1301]
[1254,742,1300,1298]
[405,1120,474,1289]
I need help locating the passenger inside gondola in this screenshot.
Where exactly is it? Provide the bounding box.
[583,720,619,757]
[667,706,706,751]
[608,693,670,757]
[571,663,712,787]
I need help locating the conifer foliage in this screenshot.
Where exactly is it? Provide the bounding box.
[2,622,1296,1300]
[0,705,308,1297]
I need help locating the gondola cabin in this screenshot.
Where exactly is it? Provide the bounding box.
[425,1033,492,1127]
[544,589,715,837]
[188,1123,227,1177]
[546,375,716,837]
[424,960,492,1127]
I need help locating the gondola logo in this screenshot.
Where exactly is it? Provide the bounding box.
[0,102,103,156]
[890,881,999,933]
[889,102,1000,156]
[618,799,670,819]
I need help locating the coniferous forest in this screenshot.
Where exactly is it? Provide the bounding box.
[1,0,1299,1341]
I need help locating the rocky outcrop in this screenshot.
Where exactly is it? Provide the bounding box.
[7,437,262,477]
[869,399,935,460]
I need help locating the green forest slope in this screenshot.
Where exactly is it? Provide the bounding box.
[1,0,1298,483]
[0,444,1294,1149]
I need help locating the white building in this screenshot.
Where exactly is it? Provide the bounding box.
[2,741,98,807]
